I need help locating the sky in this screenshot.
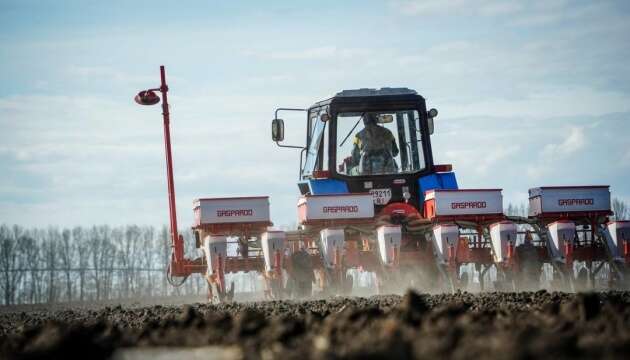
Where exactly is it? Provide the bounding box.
[1,0,629,229]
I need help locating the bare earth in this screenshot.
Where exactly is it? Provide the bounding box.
[1,291,630,359]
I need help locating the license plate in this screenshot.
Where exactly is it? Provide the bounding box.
[370,188,392,205]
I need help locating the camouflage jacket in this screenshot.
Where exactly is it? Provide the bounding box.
[350,125,399,174]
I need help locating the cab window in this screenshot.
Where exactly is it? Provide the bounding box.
[302,110,327,177]
[336,110,425,176]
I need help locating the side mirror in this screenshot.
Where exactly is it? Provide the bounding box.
[427,108,438,135]
[272,118,285,142]
[427,117,434,135]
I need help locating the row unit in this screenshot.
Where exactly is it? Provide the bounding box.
[200,218,630,277]
[200,225,403,277]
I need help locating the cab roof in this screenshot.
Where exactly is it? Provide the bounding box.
[310,87,425,110]
[335,87,418,97]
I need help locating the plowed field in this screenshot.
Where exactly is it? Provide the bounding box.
[2,291,630,359]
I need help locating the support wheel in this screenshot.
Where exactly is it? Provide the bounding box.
[576,267,589,291]
[269,277,284,300]
[288,249,314,299]
[295,279,313,298]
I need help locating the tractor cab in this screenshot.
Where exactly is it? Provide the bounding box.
[272,88,458,217]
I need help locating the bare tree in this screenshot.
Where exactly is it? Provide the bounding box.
[141,226,156,297]
[160,226,170,296]
[506,202,528,217]
[59,228,75,301]
[0,224,217,304]
[118,225,142,298]
[73,227,88,301]
[24,231,43,303]
[43,228,59,304]
[103,237,116,300]
[0,225,24,305]
[519,203,528,218]
[89,226,104,301]
[506,203,516,217]
[612,198,629,221]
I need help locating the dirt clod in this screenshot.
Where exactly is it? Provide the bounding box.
[1,290,630,359]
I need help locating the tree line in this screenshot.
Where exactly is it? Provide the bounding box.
[0,225,211,305]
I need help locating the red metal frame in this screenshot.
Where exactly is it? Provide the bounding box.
[453,236,494,265]
[433,164,453,172]
[312,170,331,178]
[356,250,381,272]
[380,202,421,219]
[193,222,272,236]
[429,214,505,223]
[299,218,375,227]
[532,211,613,220]
[149,66,187,277]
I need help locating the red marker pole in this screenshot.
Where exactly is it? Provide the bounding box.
[135,66,186,277]
[158,66,183,272]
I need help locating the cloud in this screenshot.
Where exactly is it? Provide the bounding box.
[394,0,534,17]
[65,65,160,87]
[525,126,586,181]
[1,1,629,228]
[269,46,338,60]
[258,46,371,61]
[0,91,314,227]
[479,2,523,16]
[391,0,610,26]
[542,127,585,158]
[391,27,630,117]
[475,144,521,173]
[394,0,471,16]
[392,0,625,39]
[512,2,613,27]
[244,74,296,85]
[432,114,629,205]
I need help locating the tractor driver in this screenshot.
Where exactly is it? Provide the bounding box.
[348,113,399,175]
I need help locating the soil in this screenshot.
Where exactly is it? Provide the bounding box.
[1,291,630,359]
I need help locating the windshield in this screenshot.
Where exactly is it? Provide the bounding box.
[336,110,425,176]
